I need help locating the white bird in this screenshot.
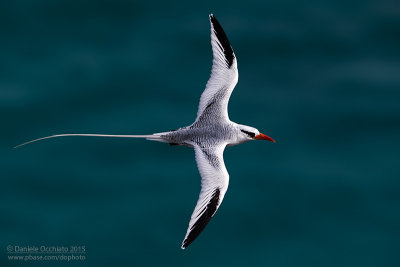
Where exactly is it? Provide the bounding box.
[15,14,275,249]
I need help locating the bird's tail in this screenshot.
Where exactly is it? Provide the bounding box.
[14,133,166,149]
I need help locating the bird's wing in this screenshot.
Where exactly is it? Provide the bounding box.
[194,14,238,125]
[181,143,229,249]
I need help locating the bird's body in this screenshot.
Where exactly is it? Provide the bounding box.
[155,123,243,147]
[16,14,275,249]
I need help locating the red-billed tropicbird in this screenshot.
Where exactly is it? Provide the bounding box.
[15,14,275,249]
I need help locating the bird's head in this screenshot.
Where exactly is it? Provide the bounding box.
[238,125,275,143]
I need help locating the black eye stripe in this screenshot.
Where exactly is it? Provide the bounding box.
[240,130,255,138]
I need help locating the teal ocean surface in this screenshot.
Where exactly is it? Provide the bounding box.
[1,1,399,266]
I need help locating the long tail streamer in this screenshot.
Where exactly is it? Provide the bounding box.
[14,133,159,149]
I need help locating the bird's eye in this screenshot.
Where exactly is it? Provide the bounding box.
[240,130,255,138]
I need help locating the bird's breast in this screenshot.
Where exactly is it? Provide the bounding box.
[165,124,236,146]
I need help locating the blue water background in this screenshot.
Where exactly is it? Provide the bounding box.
[1,0,399,266]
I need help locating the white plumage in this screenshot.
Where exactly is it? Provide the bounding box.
[196,15,238,122]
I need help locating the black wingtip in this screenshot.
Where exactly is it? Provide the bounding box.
[208,14,235,67]
[181,188,221,249]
